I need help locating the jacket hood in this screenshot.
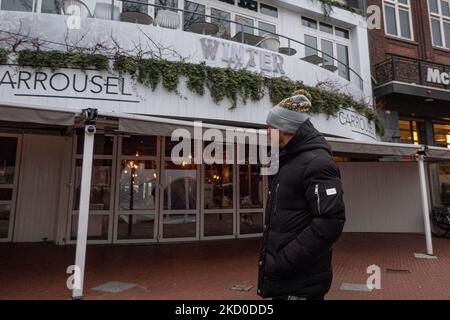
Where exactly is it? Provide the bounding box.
[279,119,332,164]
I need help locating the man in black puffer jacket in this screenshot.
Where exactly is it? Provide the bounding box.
[257,90,346,300]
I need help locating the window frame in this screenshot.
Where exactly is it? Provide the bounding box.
[428,0,450,49]
[382,0,414,41]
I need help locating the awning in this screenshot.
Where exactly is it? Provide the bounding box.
[0,103,76,127]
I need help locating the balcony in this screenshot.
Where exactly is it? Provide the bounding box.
[375,55,450,91]
[0,0,364,91]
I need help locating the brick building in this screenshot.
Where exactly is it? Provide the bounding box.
[369,0,450,208]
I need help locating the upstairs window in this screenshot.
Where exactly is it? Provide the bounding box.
[428,0,450,49]
[383,0,413,40]
[1,0,34,12]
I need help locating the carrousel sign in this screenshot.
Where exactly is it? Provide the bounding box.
[0,64,377,141]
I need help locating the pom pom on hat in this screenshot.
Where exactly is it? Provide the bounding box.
[278,89,312,113]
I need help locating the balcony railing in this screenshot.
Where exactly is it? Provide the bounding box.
[375,55,450,90]
[0,0,364,90]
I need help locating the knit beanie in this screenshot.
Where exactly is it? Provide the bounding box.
[266,89,312,134]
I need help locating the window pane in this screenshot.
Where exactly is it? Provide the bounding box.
[183,1,205,31]
[301,16,317,29]
[335,27,350,39]
[260,3,278,18]
[0,137,18,185]
[204,213,233,237]
[73,159,112,210]
[163,214,196,238]
[41,0,63,14]
[1,0,33,11]
[429,0,439,14]
[163,162,197,210]
[123,0,149,14]
[236,15,254,34]
[0,203,11,238]
[121,135,157,156]
[337,44,350,80]
[71,215,109,240]
[399,9,411,38]
[385,5,398,36]
[165,136,196,158]
[0,189,12,201]
[443,0,450,16]
[304,34,318,57]
[204,164,233,209]
[77,134,114,155]
[239,164,263,209]
[321,39,334,66]
[240,212,263,234]
[444,22,450,48]
[320,22,333,34]
[117,214,155,239]
[432,18,443,46]
[258,21,276,36]
[119,160,158,210]
[211,8,231,39]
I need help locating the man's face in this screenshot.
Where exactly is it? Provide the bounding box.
[268,127,294,149]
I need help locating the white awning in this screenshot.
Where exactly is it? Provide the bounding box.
[0,103,76,127]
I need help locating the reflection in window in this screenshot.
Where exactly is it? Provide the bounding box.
[122,135,157,156]
[240,212,263,234]
[73,159,112,210]
[239,164,263,209]
[204,213,233,237]
[123,0,149,14]
[258,21,276,36]
[0,137,18,185]
[183,0,205,31]
[235,15,254,35]
[433,123,450,148]
[211,8,231,39]
[162,214,196,237]
[155,0,178,19]
[337,44,349,80]
[1,0,34,12]
[384,0,412,40]
[119,160,157,210]
[0,203,11,238]
[70,215,109,240]
[304,34,318,57]
[117,214,155,239]
[41,0,63,14]
[164,162,197,210]
[204,164,233,209]
[429,0,450,48]
[77,134,114,155]
[260,3,278,18]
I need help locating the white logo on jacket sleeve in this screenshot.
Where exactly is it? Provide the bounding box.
[326,188,337,196]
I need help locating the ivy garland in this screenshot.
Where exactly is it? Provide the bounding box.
[315,0,364,17]
[0,49,6,65]
[2,50,383,135]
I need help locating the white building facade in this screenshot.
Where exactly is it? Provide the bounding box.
[2,0,424,248]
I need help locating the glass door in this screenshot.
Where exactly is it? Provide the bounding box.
[237,146,266,237]
[201,142,235,240]
[68,133,116,244]
[159,137,200,241]
[113,135,160,243]
[0,134,21,242]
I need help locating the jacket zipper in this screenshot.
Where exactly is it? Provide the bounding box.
[273,183,280,215]
[315,184,321,215]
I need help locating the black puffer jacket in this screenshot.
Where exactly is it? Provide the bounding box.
[257,119,346,299]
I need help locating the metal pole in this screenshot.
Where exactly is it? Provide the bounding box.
[111,0,115,20]
[418,152,434,256]
[72,109,97,299]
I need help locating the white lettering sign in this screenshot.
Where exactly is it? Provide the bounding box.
[427,67,450,85]
[200,38,285,75]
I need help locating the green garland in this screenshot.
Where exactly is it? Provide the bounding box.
[2,50,383,135]
[0,49,6,65]
[17,50,109,71]
[316,0,364,16]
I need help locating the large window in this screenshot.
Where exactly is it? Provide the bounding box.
[428,0,450,49]
[383,0,413,40]
[0,0,34,12]
[302,17,351,80]
[183,0,205,31]
[433,123,450,148]
[211,8,231,39]
[398,119,425,145]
